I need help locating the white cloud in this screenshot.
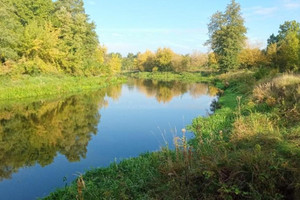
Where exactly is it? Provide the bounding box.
[282,0,300,9]
[252,6,278,16]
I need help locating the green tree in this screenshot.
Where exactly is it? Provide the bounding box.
[12,0,53,25]
[278,21,300,41]
[267,20,300,71]
[107,53,122,74]
[206,0,247,71]
[0,0,109,76]
[155,48,174,71]
[0,0,22,63]
[122,53,137,71]
[136,50,155,72]
[238,43,267,69]
[278,31,300,71]
[53,0,99,74]
[20,21,63,74]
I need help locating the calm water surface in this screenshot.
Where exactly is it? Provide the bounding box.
[0,79,217,200]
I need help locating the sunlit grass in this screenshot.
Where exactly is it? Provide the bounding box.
[0,75,126,100]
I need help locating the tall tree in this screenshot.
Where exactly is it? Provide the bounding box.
[155,48,174,71]
[206,0,247,71]
[267,20,300,71]
[0,0,22,63]
[12,0,53,25]
[53,0,99,74]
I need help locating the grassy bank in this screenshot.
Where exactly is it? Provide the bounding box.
[44,70,300,200]
[0,75,126,100]
[124,71,214,83]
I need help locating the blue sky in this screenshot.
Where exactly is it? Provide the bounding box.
[83,0,300,56]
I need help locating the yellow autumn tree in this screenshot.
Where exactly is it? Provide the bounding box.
[107,54,121,74]
[155,48,174,71]
[135,50,155,72]
[238,43,267,68]
[190,52,208,71]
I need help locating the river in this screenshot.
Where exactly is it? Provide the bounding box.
[0,78,217,200]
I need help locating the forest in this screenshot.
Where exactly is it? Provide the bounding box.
[0,0,122,77]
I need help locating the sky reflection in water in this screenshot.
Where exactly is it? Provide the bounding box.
[0,79,217,200]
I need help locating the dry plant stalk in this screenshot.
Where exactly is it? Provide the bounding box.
[77,175,86,200]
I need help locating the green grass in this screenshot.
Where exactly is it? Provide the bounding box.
[124,71,214,83]
[0,75,126,100]
[43,153,161,200]
[43,70,300,200]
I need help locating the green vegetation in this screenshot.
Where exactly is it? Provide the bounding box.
[0,0,122,76]
[121,48,210,73]
[0,0,124,100]
[267,20,300,71]
[125,72,214,83]
[0,75,125,100]
[206,0,247,71]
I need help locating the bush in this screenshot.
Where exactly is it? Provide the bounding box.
[253,74,300,125]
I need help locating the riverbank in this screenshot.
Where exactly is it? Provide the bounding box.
[124,71,214,83]
[44,70,300,199]
[0,75,126,100]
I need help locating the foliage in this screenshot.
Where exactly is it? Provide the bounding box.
[136,50,156,72]
[267,20,300,72]
[206,0,247,71]
[121,53,137,71]
[238,43,268,69]
[106,53,122,75]
[0,0,112,76]
[133,49,210,73]
[0,0,22,62]
[155,48,174,71]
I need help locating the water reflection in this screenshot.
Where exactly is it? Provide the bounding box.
[0,91,107,181]
[0,79,217,182]
[128,79,218,103]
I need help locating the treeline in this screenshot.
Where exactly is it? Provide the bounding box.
[207,0,299,72]
[124,18,300,73]
[121,48,210,72]
[123,1,299,73]
[0,0,119,76]
[236,21,300,72]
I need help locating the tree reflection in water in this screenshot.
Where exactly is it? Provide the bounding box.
[0,90,110,181]
[128,78,218,103]
[0,79,217,181]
